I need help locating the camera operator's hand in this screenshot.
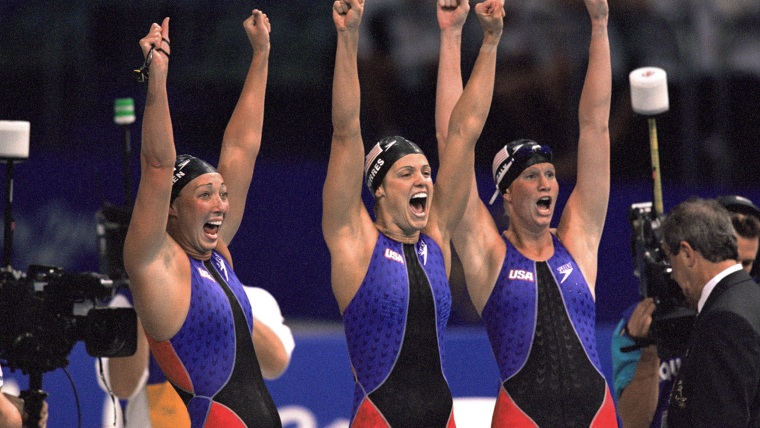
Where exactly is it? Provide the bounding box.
[2,393,48,428]
[618,298,660,428]
[626,297,655,340]
[0,391,22,428]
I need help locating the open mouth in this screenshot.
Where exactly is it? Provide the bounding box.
[537,196,552,211]
[204,220,222,237]
[410,192,428,216]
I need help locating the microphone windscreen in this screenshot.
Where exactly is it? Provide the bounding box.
[0,121,30,159]
[114,98,136,125]
[629,67,669,116]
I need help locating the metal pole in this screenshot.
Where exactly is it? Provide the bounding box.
[123,125,131,206]
[648,118,664,217]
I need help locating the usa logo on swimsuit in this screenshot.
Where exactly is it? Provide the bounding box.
[508,269,534,281]
[384,248,403,264]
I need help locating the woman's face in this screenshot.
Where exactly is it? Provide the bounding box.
[376,153,432,234]
[169,172,228,255]
[505,162,557,230]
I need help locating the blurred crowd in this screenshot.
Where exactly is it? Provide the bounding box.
[355,0,760,186]
[0,0,758,185]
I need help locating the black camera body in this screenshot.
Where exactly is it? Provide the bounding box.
[0,264,136,376]
[629,202,695,359]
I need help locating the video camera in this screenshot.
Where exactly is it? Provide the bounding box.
[0,117,137,426]
[629,202,695,359]
[0,265,136,376]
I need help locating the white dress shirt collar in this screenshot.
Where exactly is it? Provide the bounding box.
[697,263,743,313]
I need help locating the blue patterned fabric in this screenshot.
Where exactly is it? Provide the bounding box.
[482,234,603,381]
[342,233,452,417]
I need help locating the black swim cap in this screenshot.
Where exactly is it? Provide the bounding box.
[489,139,553,205]
[364,136,424,194]
[171,154,217,203]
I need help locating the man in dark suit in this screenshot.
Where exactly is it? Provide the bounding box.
[660,197,760,427]
[611,194,760,428]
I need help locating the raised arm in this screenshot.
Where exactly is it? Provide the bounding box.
[434,0,505,306]
[123,18,190,340]
[427,0,503,261]
[322,0,375,310]
[217,10,271,245]
[434,0,469,153]
[557,0,611,276]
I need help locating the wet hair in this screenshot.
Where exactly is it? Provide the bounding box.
[488,139,553,204]
[364,136,424,194]
[661,197,738,263]
[171,154,217,203]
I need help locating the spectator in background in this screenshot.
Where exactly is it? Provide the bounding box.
[357,0,444,141]
[717,195,760,277]
[611,194,760,428]
[97,286,294,428]
[660,197,760,426]
[689,0,760,187]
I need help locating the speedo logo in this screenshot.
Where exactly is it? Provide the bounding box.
[417,241,428,266]
[508,269,534,282]
[558,263,573,283]
[384,248,403,264]
[213,253,229,281]
[172,159,191,184]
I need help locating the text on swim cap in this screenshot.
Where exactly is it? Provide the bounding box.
[495,160,514,187]
[172,158,192,184]
[367,158,384,187]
